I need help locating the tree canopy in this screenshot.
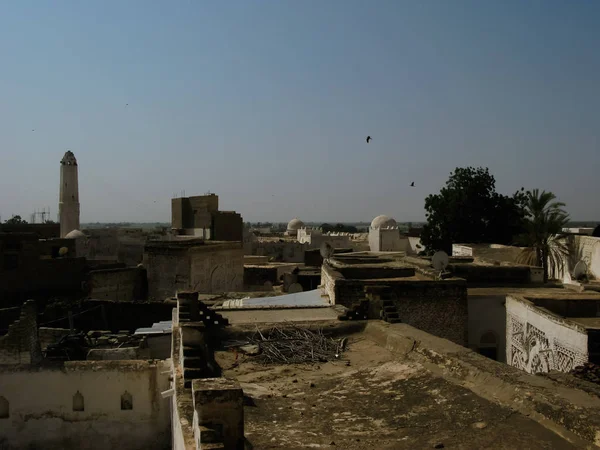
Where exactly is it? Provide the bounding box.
[516,189,570,283]
[320,223,358,233]
[4,215,28,225]
[421,167,526,254]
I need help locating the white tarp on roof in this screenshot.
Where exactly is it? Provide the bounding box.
[134,320,172,335]
[221,289,328,309]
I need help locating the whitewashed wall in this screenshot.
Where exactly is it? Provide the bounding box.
[369,228,406,252]
[452,244,473,257]
[321,265,337,305]
[407,236,422,254]
[0,360,171,450]
[506,296,588,374]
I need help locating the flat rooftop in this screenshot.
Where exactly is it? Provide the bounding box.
[569,317,600,329]
[217,330,578,449]
[509,292,600,331]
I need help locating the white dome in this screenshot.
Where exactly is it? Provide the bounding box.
[65,229,86,239]
[287,218,305,232]
[371,215,397,229]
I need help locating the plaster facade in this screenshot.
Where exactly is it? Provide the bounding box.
[145,240,243,300]
[368,227,407,252]
[0,360,170,450]
[506,295,590,374]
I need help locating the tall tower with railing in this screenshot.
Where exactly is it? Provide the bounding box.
[59,151,80,237]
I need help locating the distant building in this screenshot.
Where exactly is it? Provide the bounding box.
[0,232,86,307]
[171,194,243,242]
[562,228,595,236]
[59,151,80,238]
[0,223,59,240]
[144,239,244,300]
[286,218,304,236]
[368,215,410,252]
[296,227,350,249]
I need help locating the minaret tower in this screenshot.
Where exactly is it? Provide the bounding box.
[59,151,80,237]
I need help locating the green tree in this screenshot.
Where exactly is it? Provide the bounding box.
[320,223,333,233]
[421,167,526,254]
[4,215,28,225]
[516,189,570,283]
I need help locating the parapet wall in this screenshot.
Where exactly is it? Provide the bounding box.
[0,360,170,450]
[364,321,600,448]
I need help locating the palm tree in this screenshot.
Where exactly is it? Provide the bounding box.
[517,189,570,283]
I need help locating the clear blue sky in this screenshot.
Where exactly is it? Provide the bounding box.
[1,1,598,223]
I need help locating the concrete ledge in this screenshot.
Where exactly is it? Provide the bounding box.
[365,321,600,448]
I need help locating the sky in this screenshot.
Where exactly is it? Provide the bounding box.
[0,1,599,224]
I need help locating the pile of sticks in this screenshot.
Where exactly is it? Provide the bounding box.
[235,325,346,365]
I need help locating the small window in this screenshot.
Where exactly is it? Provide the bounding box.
[73,391,84,412]
[0,396,8,419]
[121,391,133,410]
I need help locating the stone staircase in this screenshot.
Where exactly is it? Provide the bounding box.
[177,293,227,389]
[365,285,401,324]
[381,296,401,324]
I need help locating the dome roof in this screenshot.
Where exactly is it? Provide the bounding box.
[371,215,397,229]
[287,218,305,231]
[65,229,86,239]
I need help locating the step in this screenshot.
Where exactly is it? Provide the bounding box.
[184,356,205,369]
[385,312,399,319]
[200,443,225,450]
[183,347,203,357]
[383,306,397,313]
[381,300,394,307]
[184,368,206,379]
[199,426,222,444]
[386,317,402,324]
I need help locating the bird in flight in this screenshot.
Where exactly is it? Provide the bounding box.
[125,104,129,107]
[32,129,35,132]
[366,136,372,143]
[410,182,415,187]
